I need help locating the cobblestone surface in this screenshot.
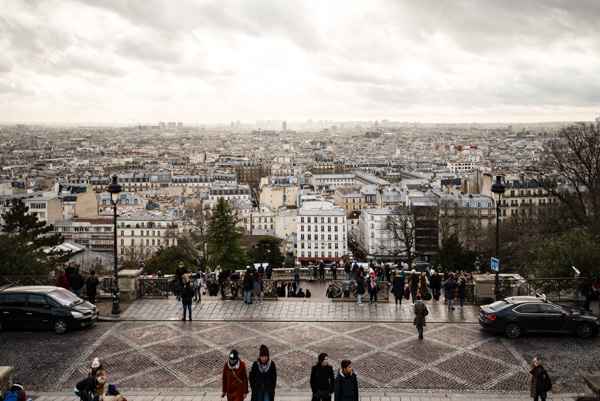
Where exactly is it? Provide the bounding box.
[1,319,598,396]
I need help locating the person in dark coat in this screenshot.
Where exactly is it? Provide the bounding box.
[85,271,100,304]
[175,262,187,301]
[222,349,248,401]
[444,276,457,311]
[334,360,358,401]
[208,279,219,296]
[413,294,427,339]
[65,261,76,280]
[287,280,296,297]
[318,261,325,281]
[310,353,335,401]
[305,289,312,298]
[75,376,106,401]
[391,270,405,308]
[4,382,29,401]
[296,288,306,298]
[181,282,194,321]
[529,358,548,401]
[581,276,594,310]
[69,268,85,298]
[356,271,365,306]
[249,345,277,401]
[430,271,442,301]
[243,268,254,304]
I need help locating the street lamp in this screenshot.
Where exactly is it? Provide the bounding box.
[474,256,481,273]
[108,175,123,315]
[490,175,505,301]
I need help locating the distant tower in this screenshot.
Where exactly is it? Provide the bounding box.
[596,116,600,127]
[283,121,287,131]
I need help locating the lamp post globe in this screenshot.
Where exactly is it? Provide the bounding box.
[108,175,123,315]
[490,175,505,301]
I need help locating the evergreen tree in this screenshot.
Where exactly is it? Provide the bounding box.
[143,246,193,275]
[0,200,66,275]
[205,198,248,269]
[434,235,464,272]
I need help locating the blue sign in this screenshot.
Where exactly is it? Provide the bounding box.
[491,257,499,272]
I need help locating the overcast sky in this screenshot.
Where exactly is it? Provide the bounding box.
[1,0,600,125]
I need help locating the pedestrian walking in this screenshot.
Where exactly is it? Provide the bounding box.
[190,267,203,302]
[344,261,351,279]
[75,376,106,401]
[310,353,334,401]
[253,271,263,305]
[334,360,358,401]
[331,262,338,280]
[367,269,379,306]
[444,275,457,311]
[249,345,277,401]
[243,268,254,304]
[181,281,194,321]
[85,271,100,304]
[356,271,365,306]
[430,271,442,301]
[86,358,106,400]
[530,358,550,401]
[222,349,249,401]
[391,270,405,308]
[319,261,325,281]
[413,294,427,339]
[3,382,32,401]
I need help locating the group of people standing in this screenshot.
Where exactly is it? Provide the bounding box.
[55,261,101,304]
[222,345,358,401]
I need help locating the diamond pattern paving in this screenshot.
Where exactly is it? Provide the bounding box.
[1,320,598,395]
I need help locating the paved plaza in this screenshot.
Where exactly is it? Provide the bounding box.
[1,297,597,401]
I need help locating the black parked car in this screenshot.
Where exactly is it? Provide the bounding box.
[0,285,99,334]
[478,295,600,339]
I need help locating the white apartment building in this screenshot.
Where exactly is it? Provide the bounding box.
[0,194,63,226]
[358,207,412,257]
[116,211,179,261]
[208,183,251,203]
[296,201,347,262]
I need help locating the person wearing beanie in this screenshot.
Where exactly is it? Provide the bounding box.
[181,281,195,321]
[249,345,277,401]
[87,358,106,400]
[413,294,427,339]
[75,376,106,401]
[222,349,248,401]
[4,383,28,401]
[104,384,125,401]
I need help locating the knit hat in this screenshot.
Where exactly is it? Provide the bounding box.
[108,384,117,394]
[91,358,100,368]
[197,267,201,271]
[229,349,239,361]
[259,345,269,357]
[369,268,374,274]
[97,375,106,384]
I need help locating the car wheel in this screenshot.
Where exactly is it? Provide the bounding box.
[504,323,522,339]
[54,319,69,334]
[576,322,594,338]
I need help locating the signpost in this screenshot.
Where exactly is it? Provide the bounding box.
[491,257,499,272]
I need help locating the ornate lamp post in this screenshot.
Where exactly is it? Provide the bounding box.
[108,175,123,315]
[474,256,481,273]
[490,175,505,301]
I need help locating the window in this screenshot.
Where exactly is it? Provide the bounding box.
[301,251,305,258]
[515,304,540,313]
[335,226,338,232]
[131,230,134,236]
[307,217,311,223]
[121,230,124,236]
[335,235,338,240]
[308,234,311,240]
[335,217,338,223]
[335,243,338,249]
[327,226,331,232]
[539,304,564,314]
[131,239,135,245]
[301,234,304,240]
[328,217,331,223]
[328,235,331,241]
[121,239,124,245]
[28,294,48,307]
[301,243,305,249]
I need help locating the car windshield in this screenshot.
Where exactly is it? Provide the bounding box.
[48,289,82,306]
[488,300,510,311]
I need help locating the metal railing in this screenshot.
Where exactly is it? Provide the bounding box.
[0,275,113,296]
[139,277,170,299]
[511,277,585,301]
[331,279,391,302]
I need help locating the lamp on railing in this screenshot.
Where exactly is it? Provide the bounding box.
[490,175,505,301]
[108,175,122,315]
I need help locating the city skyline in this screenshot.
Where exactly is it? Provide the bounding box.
[1,0,599,124]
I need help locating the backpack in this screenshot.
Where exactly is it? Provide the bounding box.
[4,390,19,401]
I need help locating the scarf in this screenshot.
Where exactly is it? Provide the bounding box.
[258,358,272,373]
[227,360,240,370]
[370,277,377,289]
